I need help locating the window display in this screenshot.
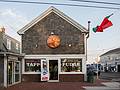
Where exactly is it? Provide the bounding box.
[61,58,82,72]
[25,59,41,72]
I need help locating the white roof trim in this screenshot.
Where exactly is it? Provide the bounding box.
[17,6,88,35]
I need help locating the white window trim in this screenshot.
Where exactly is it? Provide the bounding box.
[14,61,21,84]
[47,59,60,82]
[60,72,83,74]
[23,54,86,74]
[16,43,19,50]
[60,58,83,74]
[22,59,42,74]
[23,72,41,74]
[7,39,11,50]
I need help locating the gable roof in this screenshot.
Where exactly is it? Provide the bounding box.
[100,48,120,57]
[17,6,88,35]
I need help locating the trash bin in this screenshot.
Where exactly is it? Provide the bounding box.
[93,75,96,83]
[87,68,95,83]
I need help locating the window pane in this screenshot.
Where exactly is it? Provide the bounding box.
[25,59,41,72]
[61,58,82,72]
[16,43,19,50]
[7,61,13,85]
[7,39,11,50]
[15,62,20,82]
[15,62,19,73]
[15,74,20,82]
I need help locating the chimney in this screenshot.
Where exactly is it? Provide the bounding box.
[0,26,5,51]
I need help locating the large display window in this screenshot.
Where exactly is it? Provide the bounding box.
[25,59,41,72]
[61,58,82,72]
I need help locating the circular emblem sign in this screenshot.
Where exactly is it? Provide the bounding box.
[47,35,60,48]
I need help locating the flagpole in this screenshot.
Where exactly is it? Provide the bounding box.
[87,21,91,38]
[106,13,113,18]
[85,21,90,81]
[86,21,90,61]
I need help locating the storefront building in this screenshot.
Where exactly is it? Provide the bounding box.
[18,6,89,82]
[100,48,120,72]
[0,27,23,88]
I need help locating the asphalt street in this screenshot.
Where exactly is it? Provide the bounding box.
[83,82,120,90]
[99,72,120,82]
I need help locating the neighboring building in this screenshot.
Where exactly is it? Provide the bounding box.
[18,6,89,82]
[100,48,120,72]
[0,26,24,88]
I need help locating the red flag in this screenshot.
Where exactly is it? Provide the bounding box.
[93,14,113,33]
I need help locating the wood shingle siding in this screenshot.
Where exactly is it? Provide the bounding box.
[22,12,85,54]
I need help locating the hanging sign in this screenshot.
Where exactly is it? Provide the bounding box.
[41,60,49,81]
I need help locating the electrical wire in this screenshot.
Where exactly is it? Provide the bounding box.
[0,0,120,52]
[0,0,119,9]
[70,0,120,6]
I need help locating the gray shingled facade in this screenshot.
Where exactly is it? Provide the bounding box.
[22,12,85,54]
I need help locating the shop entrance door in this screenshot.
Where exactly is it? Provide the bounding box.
[14,61,21,83]
[8,61,14,85]
[7,61,21,86]
[49,60,58,82]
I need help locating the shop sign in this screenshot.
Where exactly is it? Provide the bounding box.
[41,60,49,81]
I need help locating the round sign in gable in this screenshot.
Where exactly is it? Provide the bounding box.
[47,35,60,48]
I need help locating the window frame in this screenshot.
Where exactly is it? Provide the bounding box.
[23,59,41,74]
[16,43,19,50]
[60,58,83,74]
[7,39,11,50]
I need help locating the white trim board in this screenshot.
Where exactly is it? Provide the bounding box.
[24,54,86,59]
[4,56,7,87]
[17,6,88,35]
[22,55,86,75]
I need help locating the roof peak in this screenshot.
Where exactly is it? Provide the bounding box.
[100,47,120,56]
[17,6,88,35]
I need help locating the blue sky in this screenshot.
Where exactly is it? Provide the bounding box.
[0,0,120,63]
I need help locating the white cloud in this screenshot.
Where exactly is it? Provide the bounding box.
[0,9,16,16]
[0,9,29,28]
[0,8,29,41]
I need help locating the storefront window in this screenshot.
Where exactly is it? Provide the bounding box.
[25,59,41,72]
[61,58,82,72]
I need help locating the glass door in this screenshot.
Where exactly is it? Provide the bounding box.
[49,60,58,81]
[7,61,21,86]
[8,61,14,85]
[14,61,21,83]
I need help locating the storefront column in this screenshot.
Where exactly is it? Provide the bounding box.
[82,57,87,81]
[22,58,24,74]
[4,55,7,87]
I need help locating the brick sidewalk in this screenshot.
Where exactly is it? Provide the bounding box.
[2,79,109,90]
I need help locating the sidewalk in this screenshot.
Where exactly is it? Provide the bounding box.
[83,81,120,90]
[2,79,110,90]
